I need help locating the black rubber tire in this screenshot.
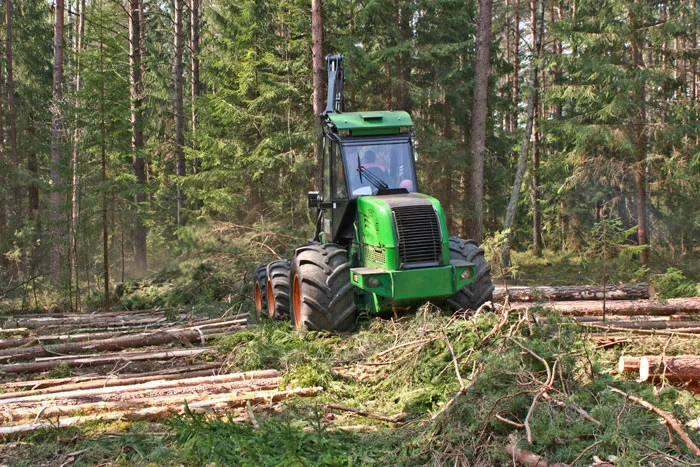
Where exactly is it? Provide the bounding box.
[254,264,268,316]
[290,243,356,332]
[266,260,291,320]
[447,237,495,312]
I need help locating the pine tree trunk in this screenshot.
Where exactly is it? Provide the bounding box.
[50,0,65,282]
[511,0,520,134]
[100,17,110,310]
[530,0,542,257]
[630,2,649,266]
[70,0,85,311]
[173,0,185,226]
[190,0,200,177]
[130,0,147,271]
[465,0,493,243]
[0,48,5,263]
[501,0,543,269]
[6,0,20,223]
[311,0,324,192]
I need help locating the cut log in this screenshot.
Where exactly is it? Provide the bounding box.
[586,320,700,332]
[0,365,222,397]
[1,378,282,422]
[512,298,700,317]
[505,441,569,467]
[639,356,700,382]
[495,283,649,302]
[1,369,278,404]
[0,326,243,362]
[0,386,318,437]
[0,348,211,374]
[618,356,642,374]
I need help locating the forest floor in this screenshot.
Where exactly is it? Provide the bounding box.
[1,224,699,466]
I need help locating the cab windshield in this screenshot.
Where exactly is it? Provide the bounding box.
[341,138,417,198]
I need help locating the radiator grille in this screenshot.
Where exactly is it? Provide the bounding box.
[392,204,442,268]
[363,244,386,265]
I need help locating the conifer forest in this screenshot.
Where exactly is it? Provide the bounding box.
[0,0,699,465]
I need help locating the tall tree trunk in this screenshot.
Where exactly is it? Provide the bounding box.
[501,0,543,269]
[50,0,65,282]
[130,0,147,271]
[70,0,85,311]
[6,0,19,223]
[511,0,520,134]
[99,2,110,309]
[190,0,200,176]
[630,2,649,266]
[465,0,493,243]
[311,0,324,192]
[530,0,542,256]
[0,53,5,261]
[173,0,185,226]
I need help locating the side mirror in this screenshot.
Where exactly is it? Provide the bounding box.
[308,191,320,208]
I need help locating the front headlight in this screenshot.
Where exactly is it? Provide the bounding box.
[460,268,474,280]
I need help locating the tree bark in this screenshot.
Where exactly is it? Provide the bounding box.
[0,326,244,362]
[5,0,19,222]
[530,0,542,257]
[639,356,700,382]
[505,440,569,467]
[173,0,186,226]
[0,348,211,374]
[49,0,65,282]
[629,1,649,266]
[1,370,278,404]
[311,0,324,192]
[465,0,493,243]
[0,366,223,399]
[190,0,200,178]
[130,0,147,271]
[511,0,520,134]
[501,0,543,268]
[493,283,650,302]
[511,297,700,316]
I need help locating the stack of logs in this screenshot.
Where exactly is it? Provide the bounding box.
[0,309,321,436]
[495,283,700,393]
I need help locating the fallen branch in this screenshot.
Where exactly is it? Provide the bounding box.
[608,386,700,456]
[326,404,405,423]
[541,392,600,425]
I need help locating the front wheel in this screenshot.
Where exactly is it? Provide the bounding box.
[290,243,356,332]
[447,237,494,312]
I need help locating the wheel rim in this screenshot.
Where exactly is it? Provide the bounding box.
[292,274,302,329]
[254,283,263,313]
[267,280,275,318]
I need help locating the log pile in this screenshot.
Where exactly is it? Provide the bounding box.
[0,309,324,436]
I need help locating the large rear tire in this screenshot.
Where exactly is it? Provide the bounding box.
[266,260,291,320]
[253,264,268,316]
[290,243,356,332]
[447,237,494,312]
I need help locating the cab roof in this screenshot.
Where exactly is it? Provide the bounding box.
[326,111,413,136]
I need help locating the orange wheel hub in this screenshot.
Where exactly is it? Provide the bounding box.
[292,274,302,328]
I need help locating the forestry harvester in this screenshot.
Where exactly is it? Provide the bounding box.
[254,55,494,332]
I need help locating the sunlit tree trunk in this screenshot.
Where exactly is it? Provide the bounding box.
[6,0,19,223]
[50,0,65,282]
[311,0,324,192]
[130,0,147,271]
[501,0,543,269]
[173,0,185,226]
[465,0,493,243]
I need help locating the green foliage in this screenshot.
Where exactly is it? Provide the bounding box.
[655,267,700,299]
